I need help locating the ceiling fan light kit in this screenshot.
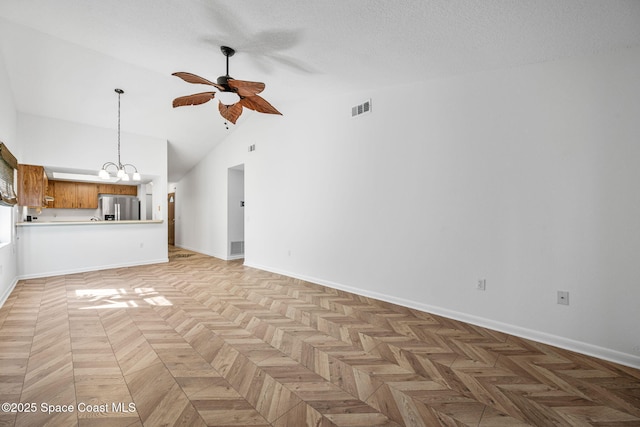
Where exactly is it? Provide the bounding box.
[172,46,282,128]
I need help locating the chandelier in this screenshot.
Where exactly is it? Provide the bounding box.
[98,88,141,181]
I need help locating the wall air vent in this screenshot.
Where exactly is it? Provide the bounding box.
[351,99,372,117]
[230,241,245,256]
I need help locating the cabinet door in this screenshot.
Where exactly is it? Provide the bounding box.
[76,182,99,208]
[17,164,46,207]
[98,184,137,195]
[118,185,138,196]
[97,183,116,195]
[53,181,77,208]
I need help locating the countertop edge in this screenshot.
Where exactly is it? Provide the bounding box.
[17,220,164,226]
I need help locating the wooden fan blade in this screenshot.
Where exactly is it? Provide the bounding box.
[218,102,243,124]
[172,92,216,108]
[172,72,225,90]
[240,95,282,115]
[228,79,265,97]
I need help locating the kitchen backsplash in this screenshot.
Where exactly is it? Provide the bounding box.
[24,207,101,222]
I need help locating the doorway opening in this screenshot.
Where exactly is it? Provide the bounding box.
[227,164,244,259]
[168,192,175,245]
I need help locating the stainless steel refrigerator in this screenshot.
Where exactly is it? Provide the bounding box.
[100,195,140,221]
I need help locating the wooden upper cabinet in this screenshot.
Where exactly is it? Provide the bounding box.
[52,181,76,208]
[97,183,137,196]
[52,181,99,209]
[96,183,113,195]
[21,177,137,209]
[17,164,48,207]
[117,185,138,196]
[76,182,99,208]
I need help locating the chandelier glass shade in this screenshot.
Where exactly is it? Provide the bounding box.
[98,88,141,181]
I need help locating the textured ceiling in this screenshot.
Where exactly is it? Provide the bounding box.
[1,0,640,181]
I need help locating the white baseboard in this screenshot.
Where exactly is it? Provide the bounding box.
[174,244,223,260]
[174,244,241,261]
[245,262,640,370]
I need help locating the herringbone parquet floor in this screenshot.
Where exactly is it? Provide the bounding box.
[1,247,639,426]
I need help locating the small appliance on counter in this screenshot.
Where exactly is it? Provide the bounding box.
[100,195,140,221]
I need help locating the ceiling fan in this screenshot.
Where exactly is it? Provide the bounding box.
[172,46,282,127]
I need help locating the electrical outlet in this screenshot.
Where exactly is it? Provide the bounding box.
[477,279,486,291]
[557,291,569,305]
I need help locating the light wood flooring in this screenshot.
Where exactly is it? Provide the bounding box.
[1,246,639,426]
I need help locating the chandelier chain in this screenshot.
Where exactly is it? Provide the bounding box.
[98,88,140,181]
[117,89,122,168]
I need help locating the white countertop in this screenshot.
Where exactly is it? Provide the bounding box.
[17,220,164,226]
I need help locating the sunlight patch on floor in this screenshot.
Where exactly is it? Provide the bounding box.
[75,287,172,309]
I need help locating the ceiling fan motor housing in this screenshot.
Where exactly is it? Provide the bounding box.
[216,75,233,90]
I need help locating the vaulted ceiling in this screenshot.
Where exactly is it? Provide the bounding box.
[1,0,640,181]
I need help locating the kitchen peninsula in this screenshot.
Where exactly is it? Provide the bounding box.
[17,216,167,279]
[16,164,169,279]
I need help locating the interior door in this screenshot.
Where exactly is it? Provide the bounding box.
[168,192,175,245]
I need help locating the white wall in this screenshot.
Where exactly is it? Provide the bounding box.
[16,113,168,277]
[0,51,19,305]
[18,113,165,179]
[175,134,247,259]
[176,46,640,368]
